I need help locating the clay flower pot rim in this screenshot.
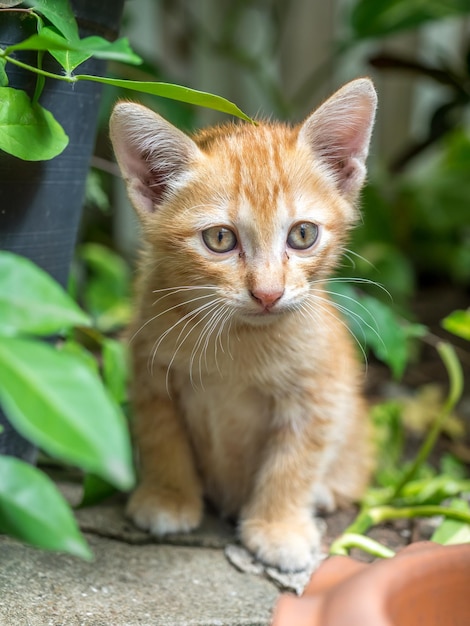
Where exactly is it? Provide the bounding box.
[272,541,470,626]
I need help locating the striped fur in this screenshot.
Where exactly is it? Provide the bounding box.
[110,78,377,571]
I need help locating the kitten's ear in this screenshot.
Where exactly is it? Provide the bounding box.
[110,102,201,215]
[298,78,377,199]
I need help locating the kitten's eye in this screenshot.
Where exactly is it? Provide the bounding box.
[202,226,238,253]
[287,222,319,250]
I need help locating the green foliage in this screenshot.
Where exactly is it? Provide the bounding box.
[442,309,470,341]
[331,341,470,557]
[431,499,470,545]
[0,0,252,161]
[25,0,80,42]
[350,0,470,40]
[330,282,426,378]
[0,456,92,559]
[0,251,134,557]
[78,244,132,333]
[0,251,89,335]
[0,86,68,160]
[399,131,470,285]
[0,337,132,489]
[342,0,470,296]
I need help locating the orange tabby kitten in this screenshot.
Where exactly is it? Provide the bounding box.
[110,78,377,572]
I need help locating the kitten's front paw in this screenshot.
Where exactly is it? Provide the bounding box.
[126,485,203,535]
[239,517,320,572]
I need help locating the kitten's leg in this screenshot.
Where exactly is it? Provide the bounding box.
[324,405,373,508]
[239,401,334,572]
[127,367,203,535]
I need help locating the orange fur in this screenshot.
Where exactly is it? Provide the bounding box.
[110,79,377,571]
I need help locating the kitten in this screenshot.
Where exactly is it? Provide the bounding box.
[110,78,377,572]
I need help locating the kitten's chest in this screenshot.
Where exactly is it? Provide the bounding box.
[175,375,272,514]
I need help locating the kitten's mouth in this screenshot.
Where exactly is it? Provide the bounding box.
[240,306,288,325]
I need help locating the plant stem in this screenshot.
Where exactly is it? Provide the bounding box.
[329,502,470,559]
[1,54,77,83]
[370,504,470,526]
[330,532,395,558]
[392,342,463,497]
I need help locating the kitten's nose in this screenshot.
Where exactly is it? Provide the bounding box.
[250,288,284,309]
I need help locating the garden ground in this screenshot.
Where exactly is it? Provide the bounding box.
[0,465,430,626]
[1,288,468,626]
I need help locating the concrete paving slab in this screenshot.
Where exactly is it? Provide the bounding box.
[0,476,412,625]
[0,533,279,626]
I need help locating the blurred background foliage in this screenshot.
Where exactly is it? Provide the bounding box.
[78,0,470,376]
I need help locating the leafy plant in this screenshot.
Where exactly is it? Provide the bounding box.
[329,281,426,378]
[330,339,470,557]
[348,0,470,41]
[0,0,251,162]
[337,0,470,294]
[0,251,133,558]
[442,308,470,341]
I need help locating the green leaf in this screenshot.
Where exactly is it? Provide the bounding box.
[0,251,90,337]
[3,31,75,55]
[0,58,8,87]
[440,453,468,480]
[0,456,91,559]
[76,75,253,122]
[0,337,135,491]
[399,475,470,505]
[24,0,80,42]
[102,339,128,405]
[350,0,470,40]
[431,498,470,545]
[0,87,68,160]
[371,401,405,487]
[9,29,143,73]
[442,309,470,341]
[85,169,110,212]
[73,35,142,66]
[79,474,116,508]
[60,340,100,376]
[79,244,131,332]
[329,283,427,378]
[46,36,91,74]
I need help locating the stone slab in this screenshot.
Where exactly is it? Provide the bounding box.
[0,533,279,626]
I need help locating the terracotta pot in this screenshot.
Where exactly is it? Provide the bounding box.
[272,541,470,626]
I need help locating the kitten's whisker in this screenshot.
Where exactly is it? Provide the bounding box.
[321,276,392,300]
[205,305,233,378]
[342,252,357,270]
[130,291,216,344]
[189,301,229,388]
[320,289,381,331]
[152,287,216,307]
[151,285,218,295]
[225,315,235,360]
[188,300,229,390]
[303,297,369,368]
[341,248,378,272]
[319,289,387,353]
[150,298,220,378]
[310,291,371,346]
[156,296,225,389]
[215,306,234,357]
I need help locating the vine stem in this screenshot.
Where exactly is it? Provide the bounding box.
[369,504,470,526]
[392,342,463,497]
[330,503,470,558]
[328,342,465,560]
[330,532,395,558]
[0,54,77,82]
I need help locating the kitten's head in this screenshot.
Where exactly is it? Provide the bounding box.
[110,79,377,326]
